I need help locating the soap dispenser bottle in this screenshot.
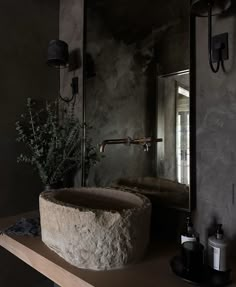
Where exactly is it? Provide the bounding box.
[208,224,228,272]
[181,216,199,244]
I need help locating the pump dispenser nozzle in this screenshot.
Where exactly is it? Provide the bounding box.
[216,224,224,240]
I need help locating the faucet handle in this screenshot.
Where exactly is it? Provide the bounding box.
[126,137,132,146]
[143,142,151,152]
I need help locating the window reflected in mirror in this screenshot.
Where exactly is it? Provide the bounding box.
[176,83,190,186]
[157,71,190,192]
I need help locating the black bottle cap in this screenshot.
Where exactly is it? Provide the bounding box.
[216,224,224,239]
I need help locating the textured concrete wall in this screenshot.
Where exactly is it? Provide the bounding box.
[88,0,189,46]
[86,8,155,186]
[0,0,58,286]
[60,0,83,120]
[60,0,84,187]
[194,14,236,245]
[84,4,190,188]
[157,19,190,75]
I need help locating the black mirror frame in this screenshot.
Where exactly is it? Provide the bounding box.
[189,15,196,212]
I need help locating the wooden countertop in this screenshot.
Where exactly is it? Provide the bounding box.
[0,212,233,287]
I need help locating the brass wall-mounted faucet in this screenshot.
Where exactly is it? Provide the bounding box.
[99,137,163,153]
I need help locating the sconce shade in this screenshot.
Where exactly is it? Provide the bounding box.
[47,40,69,68]
[191,0,231,16]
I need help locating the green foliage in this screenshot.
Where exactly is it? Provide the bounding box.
[16,98,100,186]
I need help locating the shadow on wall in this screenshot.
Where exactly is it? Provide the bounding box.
[68,48,81,71]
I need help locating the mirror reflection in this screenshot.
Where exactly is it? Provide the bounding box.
[157,72,190,185]
[156,72,190,209]
[85,0,192,210]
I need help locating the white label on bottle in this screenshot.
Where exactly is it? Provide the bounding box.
[181,235,197,244]
[213,246,220,270]
[208,245,221,270]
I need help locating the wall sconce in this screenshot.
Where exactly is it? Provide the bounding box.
[191,0,231,73]
[47,39,78,102]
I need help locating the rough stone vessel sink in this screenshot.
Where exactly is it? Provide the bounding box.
[39,187,151,270]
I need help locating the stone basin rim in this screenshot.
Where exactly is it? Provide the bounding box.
[39,187,152,270]
[40,187,151,213]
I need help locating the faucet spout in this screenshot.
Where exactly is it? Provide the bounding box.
[100,138,131,152]
[99,137,162,153]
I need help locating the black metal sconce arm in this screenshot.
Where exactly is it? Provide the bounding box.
[59,76,78,103]
[191,0,230,74]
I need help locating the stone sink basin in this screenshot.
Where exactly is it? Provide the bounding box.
[39,187,151,270]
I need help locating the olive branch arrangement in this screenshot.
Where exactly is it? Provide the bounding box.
[16,98,100,187]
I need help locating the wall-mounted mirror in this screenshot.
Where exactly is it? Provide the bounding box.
[157,71,191,209]
[85,0,195,211]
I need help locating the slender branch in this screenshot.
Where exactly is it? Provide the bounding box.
[28,102,37,142]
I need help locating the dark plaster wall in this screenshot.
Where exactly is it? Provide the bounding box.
[86,8,156,186]
[85,1,190,188]
[88,0,189,45]
[60,0,83,119]
[59,0,84,189]
[194,13,236,247]
[0,0,59,216]
[156,19,190,75]
[60,0,84,187]
[0,0,59,286]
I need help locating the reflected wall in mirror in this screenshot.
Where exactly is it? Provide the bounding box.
[85,0,194,211]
